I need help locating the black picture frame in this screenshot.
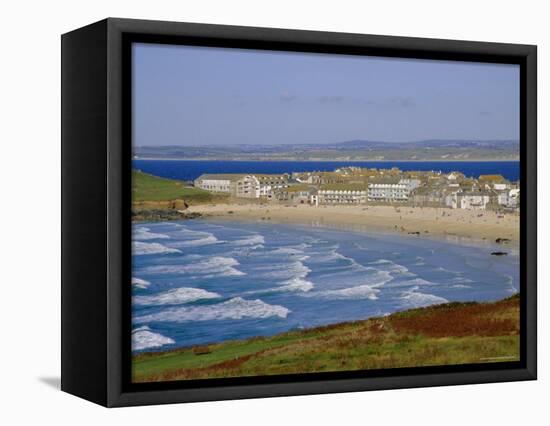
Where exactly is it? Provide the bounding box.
[61,17,537,407]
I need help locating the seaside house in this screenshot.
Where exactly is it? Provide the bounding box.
[256,174,289,199]
[317,183,368,205]
[479,174,506,183]
[194,173,245,193]
[411,184,453,207]
[449,191,492,210]
[493,182,511,191]
[367,178,421,202]
[290,185,316,204]
[446,171,465,182]
[497,188,520,209]
[292,171,319,184]
[235,175,261,198]
[318,171,349,185]
[195,173,290,199]
[274,184,316,204]
[309,189,319,206]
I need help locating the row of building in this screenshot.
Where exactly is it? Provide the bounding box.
[193,168,520,211]
[194,174,288,199]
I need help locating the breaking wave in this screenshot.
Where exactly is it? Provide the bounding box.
[168,227,223,247]
[254,261,311,280]
[134,297,290,323]
[133,227,170,241]
[368,259,412,275]
[399,286,449,308]
[309,284,380,300]
[133,287,221,306]
[368,259,391,265]
[132,326,174,350]
[450,277,474,284]
[278,277,314,292]
[310,248,371,274]
[386,277,436,288]
[131,277,150,289]
[170,235,221,247]
[308,249,347,263]
[144,256,245,278]
[244,277,315,296]
[133,241,181,256]
[174,226,213,237]
[232,234,266,246]
[271,247,304,255]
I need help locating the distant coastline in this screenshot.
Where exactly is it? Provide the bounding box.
[135,157,519,162]
[133,139,519,163]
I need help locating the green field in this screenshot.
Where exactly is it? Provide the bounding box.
[133,295,519,383]
[132,170,227,204]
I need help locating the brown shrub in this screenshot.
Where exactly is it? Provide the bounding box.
[390,299,519,338]
[192,345,212,355]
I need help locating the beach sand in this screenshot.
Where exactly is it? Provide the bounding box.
[186,203,519,245]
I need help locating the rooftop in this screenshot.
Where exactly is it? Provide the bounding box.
[285,184,314,192]
[368,177,402,185]
[320,183,369,191]
[195,173,247,182]
[479,174,506,182]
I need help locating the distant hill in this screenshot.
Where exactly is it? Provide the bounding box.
[133,139,519,161]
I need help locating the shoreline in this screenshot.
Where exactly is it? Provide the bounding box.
[185,203,519,247]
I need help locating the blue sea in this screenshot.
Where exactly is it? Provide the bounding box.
[132,220,518,353]
[133,160,520,182]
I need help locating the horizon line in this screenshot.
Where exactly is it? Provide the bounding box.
[134,138,520,148]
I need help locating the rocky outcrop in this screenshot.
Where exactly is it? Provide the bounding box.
[132,209,201,222]
[133,199,188,210]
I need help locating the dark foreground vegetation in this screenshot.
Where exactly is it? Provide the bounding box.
[133,294,519,382]
[132,209,203,222]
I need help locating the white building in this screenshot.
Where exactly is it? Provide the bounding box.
[368,179,421,202]
[309,193,319,206]
[446,172,464,181]
[497,188,519,208]
[195,173,289,199]
[235,175,260,198]
[256,174,289,199]
[449,191,491,210]
[317,184,368,205]
[194,174,243,193]
[493,182,510,191]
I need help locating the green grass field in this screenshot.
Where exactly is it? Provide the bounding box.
[132,294,519,383]
[132,170,227,204]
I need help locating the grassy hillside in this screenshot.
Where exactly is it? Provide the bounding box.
[132,170,227,204]
[132,294,519,383]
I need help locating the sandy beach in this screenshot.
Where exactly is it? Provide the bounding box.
[186,203,519,246]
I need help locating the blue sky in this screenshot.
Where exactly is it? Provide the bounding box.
[132,43,519,146]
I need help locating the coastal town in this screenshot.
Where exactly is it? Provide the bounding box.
[193,167,520,212]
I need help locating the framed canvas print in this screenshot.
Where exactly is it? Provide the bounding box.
[61,18,537,407]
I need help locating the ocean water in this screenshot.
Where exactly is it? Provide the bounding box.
[133,160,520,182]
[132,220,519,352]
